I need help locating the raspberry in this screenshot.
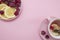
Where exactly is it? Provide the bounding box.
[50,26,54,30]
[16,3,20,7]
[2,0,6,2]
[14,10,20,16]
[0,0,2,4]
[45,35,49,39]
[41,31,46,35]
[0,10,4,15]
[4,1,9,5]
[15,0,21,7]
[8,2,15,7]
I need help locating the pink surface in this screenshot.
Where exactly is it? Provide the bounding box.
[0,0,60,40]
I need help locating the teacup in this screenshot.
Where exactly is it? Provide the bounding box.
[48,17,60,39]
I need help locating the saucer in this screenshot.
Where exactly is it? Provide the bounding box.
[39,19,60,40]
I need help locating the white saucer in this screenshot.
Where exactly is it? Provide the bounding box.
[39,19,60,40]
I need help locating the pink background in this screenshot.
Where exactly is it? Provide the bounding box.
[0,0,60,40]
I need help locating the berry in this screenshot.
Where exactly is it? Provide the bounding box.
[8,0,16,3]
[14,9,20,16]
[0,0,2,4]
[41,31,46,35]
[14,11,19,16]
[2,0,21,7]
[4,1,9,5]
[2,0,6,2]
[7,0,13,2]
[15,0,21,7]
[12,0,16,3]
[8,2,15,7]
[45,35,49,39]
[0,2,1,4]
[14,8,20,16]
[16,3,20,7]
[50,26,54,30]
[0,10,4,15]
[16,0,21,3]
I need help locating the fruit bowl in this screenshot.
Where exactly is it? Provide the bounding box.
[0,0,21,21]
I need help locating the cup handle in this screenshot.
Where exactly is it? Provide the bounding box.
[47,17,56,22]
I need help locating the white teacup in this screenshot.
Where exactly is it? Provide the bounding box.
[48,17,60,39]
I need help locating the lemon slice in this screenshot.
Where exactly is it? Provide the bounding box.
[4,7,16,18]
[0,3,7,10]
[0,15,8,20]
